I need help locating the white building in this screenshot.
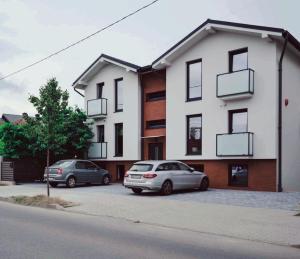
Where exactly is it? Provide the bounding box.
[73,19,300,191]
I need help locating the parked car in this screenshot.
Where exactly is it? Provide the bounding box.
[43,160,111,188]
[123,160,209,195]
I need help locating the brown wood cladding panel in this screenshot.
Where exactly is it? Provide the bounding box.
[93,161,136,181]
[182,159,277,192]
[142,70,166,137]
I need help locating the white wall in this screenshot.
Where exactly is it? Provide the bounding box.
[84,64,140,161]
[166,31,278,160]
[281,46,300,191]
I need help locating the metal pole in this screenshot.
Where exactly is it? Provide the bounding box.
[46,148,50,197]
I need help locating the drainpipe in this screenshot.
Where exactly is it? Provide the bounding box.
[278,32,289,192]
[73,87,85,97]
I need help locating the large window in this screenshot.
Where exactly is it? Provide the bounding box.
[115,78,124,112]
[229,48,248,72]
[115,123,123,156]
[97,82,104,99]
[97,125,105,143]
[229,109,248,133]
[146,119,166,129]
[146,91,166,102]
[187,59,202,101]
[229,164,248,186]
[186,114,202,155]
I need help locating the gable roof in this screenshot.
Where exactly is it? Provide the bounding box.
[152,19,300,69]
[2,114,24,124]
[72,54,141,89]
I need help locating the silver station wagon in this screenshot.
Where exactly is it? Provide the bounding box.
[123,160,209,195]
[43,160,111,188]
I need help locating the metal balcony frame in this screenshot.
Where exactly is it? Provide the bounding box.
[88,142,108,159]
[216,68,255,98]
[86,98,108,118]
[216,132,254,157]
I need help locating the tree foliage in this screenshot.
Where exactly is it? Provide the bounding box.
[0,78,93,160]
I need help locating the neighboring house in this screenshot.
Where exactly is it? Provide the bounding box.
[73,19,300,192]
[0,118,4,125]
[1,114,25,125]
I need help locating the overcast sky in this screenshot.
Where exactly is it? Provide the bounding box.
[0,0,299,115]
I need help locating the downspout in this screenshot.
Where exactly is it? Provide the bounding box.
[73,87,85,97]
[139,72,145,160]
[278,32,289,192]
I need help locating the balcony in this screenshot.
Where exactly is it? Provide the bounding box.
[87,98,108,119]
[217,69,254,100]
[216,132,253,156]
[88,142,107,159]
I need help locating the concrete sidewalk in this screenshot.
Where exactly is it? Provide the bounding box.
[0,183,299,247]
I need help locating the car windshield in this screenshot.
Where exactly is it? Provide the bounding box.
[51,161,73,168]
[129,164,153,172]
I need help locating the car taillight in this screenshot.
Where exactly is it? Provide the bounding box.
[57,168,63,175]
[124,172,129,177]
[143,172,157,179]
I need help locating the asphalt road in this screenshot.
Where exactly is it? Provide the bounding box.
[0,202,299,259]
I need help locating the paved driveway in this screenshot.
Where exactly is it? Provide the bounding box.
[1,183,299,211]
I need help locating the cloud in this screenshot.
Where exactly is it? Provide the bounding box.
[0,77,26,93]
[0,38,24,61]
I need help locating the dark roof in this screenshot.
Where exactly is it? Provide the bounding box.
[72,54,141,86]
[2,114,24,124]
[152,19,300,65]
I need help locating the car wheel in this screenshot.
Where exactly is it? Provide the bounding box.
[132,188,143,194]
[66,176,76,188]
[160,180,173,195]
[49,182,58,188]
[102,175,110,185]
[199,177,209,191]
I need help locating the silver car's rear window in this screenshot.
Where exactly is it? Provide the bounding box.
[130,164,153,172]
[51,161,73,168]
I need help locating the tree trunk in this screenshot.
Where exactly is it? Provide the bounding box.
[46,148,50,197]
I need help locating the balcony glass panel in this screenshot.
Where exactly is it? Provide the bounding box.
[217,69,254,99]
[87,98,107,117]
[216,132,253,156]
[88,142,107,159]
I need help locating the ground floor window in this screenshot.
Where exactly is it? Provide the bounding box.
[229,164,248,186]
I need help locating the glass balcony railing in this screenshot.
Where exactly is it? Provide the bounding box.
[217,69,254,100]
[216,132,253,156]
[88,142,107,159]
[87,98,107,118]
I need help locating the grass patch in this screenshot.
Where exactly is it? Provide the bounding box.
[0,195,77,209]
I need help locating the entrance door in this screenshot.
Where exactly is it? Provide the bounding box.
[148,143,163,160]
[116,165,125,182]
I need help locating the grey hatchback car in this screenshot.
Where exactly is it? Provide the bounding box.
[43,160,111,188]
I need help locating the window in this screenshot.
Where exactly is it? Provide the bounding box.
[146,91,166,102]
[187,114,202,155]
[97,82,104,99]
[97,125,105,143]
[187,59,202,101]
[229,48,248,72]
[75,161,86,169]
[229,109,248,133]
[187,164,204,172]
[156,163,179,171]
[129,164,153,172]
[85,161,98,170]
[177,163,191,171]
[115,123,123,156]
[146,119,166,129]
[229,164,248,186]
[115,78,124,112]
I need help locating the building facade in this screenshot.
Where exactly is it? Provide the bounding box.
[73,19,300,191]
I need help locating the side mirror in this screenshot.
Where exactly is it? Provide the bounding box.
[189,167,195,172]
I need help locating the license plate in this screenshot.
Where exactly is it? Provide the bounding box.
[130,175,141,179]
